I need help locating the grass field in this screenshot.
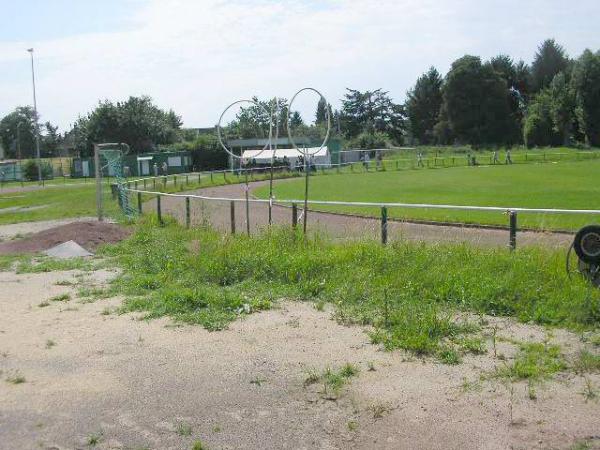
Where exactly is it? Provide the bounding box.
[101,218,600,361]
[255,159,600,231]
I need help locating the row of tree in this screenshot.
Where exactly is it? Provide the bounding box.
[1,38,598,159]
[406,40,600,148]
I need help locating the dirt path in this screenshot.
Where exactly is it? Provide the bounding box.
[0,267,598,449]
[149,180,573,248]
[0,217,98,242]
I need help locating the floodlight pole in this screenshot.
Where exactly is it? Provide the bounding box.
[27,48,43,186]
[16,122,23,186]
[94,144,103,221]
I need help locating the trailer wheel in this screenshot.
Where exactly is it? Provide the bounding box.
[573,225,600,264]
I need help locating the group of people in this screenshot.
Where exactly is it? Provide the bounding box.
[416,150,514,167]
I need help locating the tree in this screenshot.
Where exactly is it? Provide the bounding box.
[548,72,576,145]
[0,107,61,158]
[531,39,569,92]
[0,107,37,159]
[523,88,564,147]
[442,55,513,147]
[340,88,405,144]
[570,49,600,146]
[405,67,443,144]
[72,96,182,155]
[315,97,327,125]
[289,111,304,128]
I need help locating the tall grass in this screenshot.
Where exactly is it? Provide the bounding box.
[102,218,600,358]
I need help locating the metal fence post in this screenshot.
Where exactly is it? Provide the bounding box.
[163,176,167,188]
[153,178,156,190]
[143,179,147,189]
[198,173,201,184]
[185,196,190,228]
[292,203,298,228]
[137,192,142,215]
[230,200,236,234]
[381,206,388,245]
[174,175,177,187]
[509,211,517,251]
[157,195,163,225]
[210,172,214,183]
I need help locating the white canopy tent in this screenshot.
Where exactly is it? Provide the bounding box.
[241,146,330,168]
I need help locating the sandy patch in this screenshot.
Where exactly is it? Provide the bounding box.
[0,268,598,450]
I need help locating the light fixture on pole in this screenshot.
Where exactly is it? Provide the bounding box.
[27,48,43,185]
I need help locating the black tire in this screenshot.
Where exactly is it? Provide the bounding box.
[573,225,600,264]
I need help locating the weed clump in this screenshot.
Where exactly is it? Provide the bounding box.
[102,219,600,362]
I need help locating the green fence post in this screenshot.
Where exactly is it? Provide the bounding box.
[198,173,201,184]
[174,175,177,187]
[230,201,236,234]
[157,195,163,225]
[509,211,517,251]
[153,178,156,190]
[185,197,191,229]
[210,172,214,183]
[137,192,142,215]
[292,203,298,228]
[163,176,167,188]
[381,206,388,245]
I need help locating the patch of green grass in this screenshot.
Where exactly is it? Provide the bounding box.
[176,422,193,436]
[38,301,50,308]
[49,293,71,302]
[303,363,359,398]
[45,339,56,349]
[497,343,567,381]
[437,347,462,365]
[255,158,600,231]
[191,441,205,450]
[16,256,95,274]
[87,431,103,446]
[100,220,600,363]
[573,350,600,374]
[0,254,26,271]
[6,372,26,384]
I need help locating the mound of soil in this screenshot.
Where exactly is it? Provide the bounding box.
[0,221,131,255]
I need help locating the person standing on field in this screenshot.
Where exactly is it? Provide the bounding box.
[162,161,168,175]
[153,163,158,176]
[505,149,513,165]
[492,150,499,164]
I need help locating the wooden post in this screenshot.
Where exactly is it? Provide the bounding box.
[509,211,517,251]
[157,195,163,225]
[292,203,298,228]
[230,200,236,234]
[137,192,142,215]
[185,197,190,228]
[381,206,388,245]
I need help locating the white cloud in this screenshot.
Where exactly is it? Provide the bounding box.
[0,0,599,130]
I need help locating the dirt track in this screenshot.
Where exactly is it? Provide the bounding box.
[149,180,573,249]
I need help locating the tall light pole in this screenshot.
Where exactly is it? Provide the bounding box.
[27,48,43,185]
[16,122,24,186]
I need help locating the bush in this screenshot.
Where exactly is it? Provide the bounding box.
[22,160,53,181]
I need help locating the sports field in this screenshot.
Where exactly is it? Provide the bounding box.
[255,159,600,231]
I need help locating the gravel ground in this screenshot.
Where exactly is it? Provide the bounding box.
[0,268,598,449]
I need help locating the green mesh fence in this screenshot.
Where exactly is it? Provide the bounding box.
[100,148,137,219]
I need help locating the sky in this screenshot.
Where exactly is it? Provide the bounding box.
[1,0,599,131]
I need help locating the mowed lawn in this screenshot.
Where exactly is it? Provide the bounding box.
[256,159,600,231]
